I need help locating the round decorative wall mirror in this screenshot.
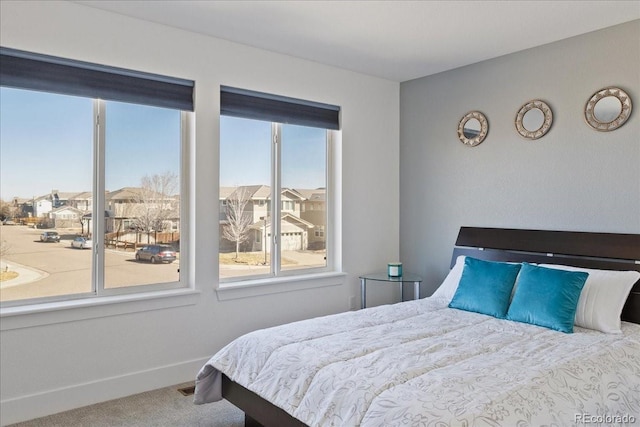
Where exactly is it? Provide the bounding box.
[584,87,632,131]
[515,100,553,140]
[457,111,488,147]
[522,108,544,131]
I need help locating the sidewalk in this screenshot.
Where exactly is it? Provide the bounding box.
[0,260,48,290]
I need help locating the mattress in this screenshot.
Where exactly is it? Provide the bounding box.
[195,298,640,426]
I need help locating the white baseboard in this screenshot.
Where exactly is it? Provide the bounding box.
[0,357,210,426]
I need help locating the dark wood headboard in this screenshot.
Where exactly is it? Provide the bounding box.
[451,227,640,324]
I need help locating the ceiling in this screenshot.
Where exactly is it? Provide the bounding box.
[74,1,640,82]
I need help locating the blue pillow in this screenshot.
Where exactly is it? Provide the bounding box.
[506,263,588,333]
[448,257,522,318]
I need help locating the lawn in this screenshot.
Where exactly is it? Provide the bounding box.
[219,252,295,265]
[0,270,19,281]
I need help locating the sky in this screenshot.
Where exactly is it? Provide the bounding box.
[0,87,178,199]
[220,116,327,189]
[1,87,93,199]
[1,87,327,202]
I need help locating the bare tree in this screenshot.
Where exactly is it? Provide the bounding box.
[222,187,253,259]
[0,199,18,222]
[132,172,179,241]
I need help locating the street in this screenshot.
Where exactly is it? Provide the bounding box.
[0,225,180,302]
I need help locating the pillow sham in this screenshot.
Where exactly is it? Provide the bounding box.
[506,263,588,333]
[431,255,465,302]
[448,257,522,318]
[539,264,639,333]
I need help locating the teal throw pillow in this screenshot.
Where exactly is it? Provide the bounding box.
[506,263,588,333]
[448,257,522,318]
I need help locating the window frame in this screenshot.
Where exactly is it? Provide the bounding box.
[0,48,193,309]
[273,123,333,278]
[217,85,339,284]
[218,113,338,285]
[0,94,190,308]
[0,97,194,319]
[94,101,189,298]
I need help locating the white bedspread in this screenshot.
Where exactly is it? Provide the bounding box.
[195,298,640,426]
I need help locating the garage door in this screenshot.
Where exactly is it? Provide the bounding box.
[280,232,302,251]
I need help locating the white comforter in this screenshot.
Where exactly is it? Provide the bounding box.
[195,298,640,426]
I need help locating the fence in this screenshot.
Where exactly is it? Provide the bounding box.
[105,231,180,251]
[18,217,38,226]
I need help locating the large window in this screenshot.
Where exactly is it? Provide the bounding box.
[218,87,339,281]
[0,48,192,306]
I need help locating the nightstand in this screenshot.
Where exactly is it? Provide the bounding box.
[359,272,422,309]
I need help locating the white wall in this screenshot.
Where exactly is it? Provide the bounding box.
[0,1,400,424]
[400,20,640,296]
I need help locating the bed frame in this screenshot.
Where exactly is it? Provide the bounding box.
[452,227,640,324]
[221,227,640,427]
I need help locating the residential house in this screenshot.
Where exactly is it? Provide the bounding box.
[50,205,83,229]
[297,188,326,250]
[219,185,270,223]
[9,197,33,219]
[219,185,318,253]
[32,190,83,218]
[51,190,78,209]
[106,187,180,233]
[32,194,52,218]
[67,191,93,212]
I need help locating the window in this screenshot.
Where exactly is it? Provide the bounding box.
[104,101,182,289]
[282,201,294,211]
[218,87,339,282]
[0,48,193,306]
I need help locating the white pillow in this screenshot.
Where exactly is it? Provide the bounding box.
[431,255,466,302]
[539,264,640,333]
[431,255,522,302]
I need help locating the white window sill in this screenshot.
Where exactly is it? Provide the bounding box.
[0,288,200,331]
[216,272,347,300]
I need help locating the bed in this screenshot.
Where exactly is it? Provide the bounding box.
[195,227,640,426]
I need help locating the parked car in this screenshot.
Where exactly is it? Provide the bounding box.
[2,219,16,225]
[40,231,60,242]
[70,236,92,249]
[135,245,177,264]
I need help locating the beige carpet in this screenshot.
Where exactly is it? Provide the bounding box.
[8,383,244,427]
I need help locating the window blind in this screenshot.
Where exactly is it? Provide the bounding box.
[0,47,194,111]
[221,86,340,130]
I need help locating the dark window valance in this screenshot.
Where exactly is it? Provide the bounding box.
[0,47,194,111]
[221,86,340,130]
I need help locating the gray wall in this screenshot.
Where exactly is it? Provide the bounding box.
[400,20,640,296]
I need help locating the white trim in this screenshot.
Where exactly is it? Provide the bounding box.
[272,122,282,274]
[328,129,342,272]
[216,272,346,300]
[0,289,200,331]
[180,110,192,291]
[0,355,209,425]
[95,99,106,292]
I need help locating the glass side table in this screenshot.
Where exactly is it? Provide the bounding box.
[359,272,422,309]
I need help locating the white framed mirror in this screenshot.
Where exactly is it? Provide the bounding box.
[515,100,553,140]
[585,87,632,131]
[457,111,488,147]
